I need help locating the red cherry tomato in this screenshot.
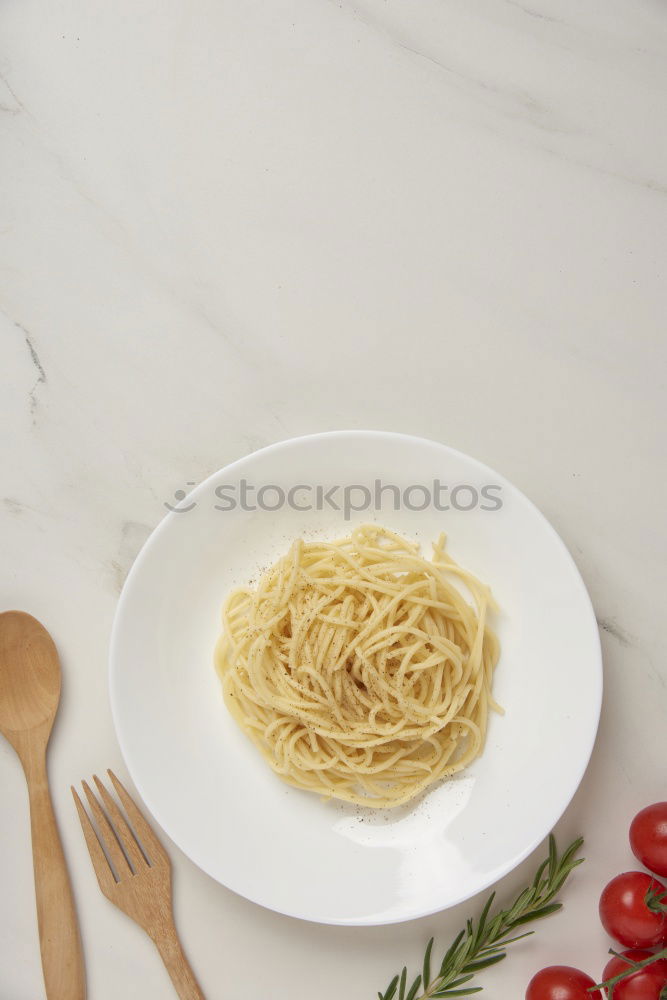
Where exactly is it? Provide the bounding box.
[630,803,667,877]
[602,949,667,999]
[599,871,667,948]
[526,965,602,1000]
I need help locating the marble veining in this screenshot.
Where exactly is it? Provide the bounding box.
[109,521,153,593]
[21,327,47,420]
[596,616,637,649]
[505,1,562,24]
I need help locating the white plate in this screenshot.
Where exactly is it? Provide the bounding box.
[110,431,602,926]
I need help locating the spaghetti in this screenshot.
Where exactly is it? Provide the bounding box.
[214,524,501,808]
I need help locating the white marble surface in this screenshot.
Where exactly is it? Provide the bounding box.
[1,0,666,997]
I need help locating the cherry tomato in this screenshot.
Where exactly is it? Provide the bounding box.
[599,871,667,948]
[602,949,667,999]
[526,965,602,1000]
[630,803,667,877]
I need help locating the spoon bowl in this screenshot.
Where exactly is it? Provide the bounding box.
[0,611,61,745]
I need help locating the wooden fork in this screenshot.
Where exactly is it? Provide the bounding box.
[72,770,205,1000]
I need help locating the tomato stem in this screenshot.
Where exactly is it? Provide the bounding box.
[607,948,641,969]
[646,883,667,914]
[590,946,667,996]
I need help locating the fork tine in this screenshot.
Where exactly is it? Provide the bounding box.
[92,774,147,872]
[81,779,133,879]
[71,786,116,895]
[107,769,169,866]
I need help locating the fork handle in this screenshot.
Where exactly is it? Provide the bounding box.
[154,919,205,1000]
[23,745,86,1000]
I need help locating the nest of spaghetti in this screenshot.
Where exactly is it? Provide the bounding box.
[214,524,501,809]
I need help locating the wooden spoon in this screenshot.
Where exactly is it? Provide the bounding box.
[0,611,86,1000]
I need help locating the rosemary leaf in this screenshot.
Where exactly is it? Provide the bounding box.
[423,938,434,990]
[548,833,558,881]
[438,930,465,978]
[432,988,484,998]
[460,954,506,973]
[441,974,476,989]
[405,976,423,1000]
[511,903,562,925]
[484,930,533,948]
[381,974,399,1000]
[472,894,495,951]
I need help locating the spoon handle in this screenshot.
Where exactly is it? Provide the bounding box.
[25,746,86,1000]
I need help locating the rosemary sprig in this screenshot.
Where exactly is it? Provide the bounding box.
[377,834,585,1000]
